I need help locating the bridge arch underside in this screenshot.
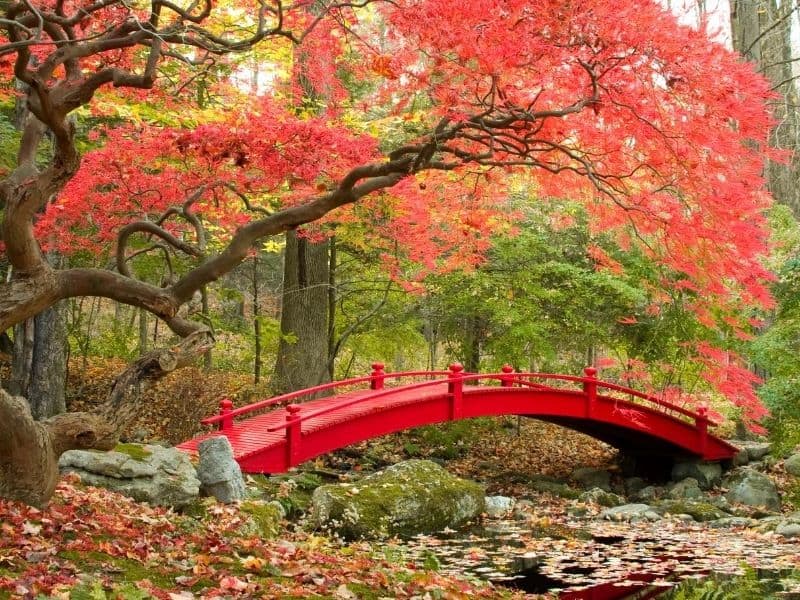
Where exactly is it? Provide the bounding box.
[237,387,734,474]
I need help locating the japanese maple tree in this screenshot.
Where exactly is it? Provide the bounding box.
[0,0,775,505]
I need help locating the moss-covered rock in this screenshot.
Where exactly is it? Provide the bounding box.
[112,443,153,462]
[59,445,199,508]
[239,501,285,538]
[530,479,581,499]
[249,472,325,518]
[579,487,625,507]
[309,459,485,539]
[655,500,728,522]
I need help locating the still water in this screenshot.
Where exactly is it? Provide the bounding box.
[395,518,799,598]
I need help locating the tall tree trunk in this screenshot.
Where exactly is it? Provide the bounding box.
[463,314,484,372]
[9,300,67,419]
[326,236,337,381]
[253,254,262,383]
[273,231,331,393]
[201,287,212,371]
[731,0,800,213]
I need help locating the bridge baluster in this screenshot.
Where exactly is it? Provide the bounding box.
[583,367,598,418]
[695,405,709,456]
[285,404,302,467]
[448,363,464,420]
[370,362,385,390]
[500,364,515,387]
[218,398,234,431]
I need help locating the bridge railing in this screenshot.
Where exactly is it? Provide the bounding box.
[507,370,704,423]
[201,364,451,428]
[203,362,713,436]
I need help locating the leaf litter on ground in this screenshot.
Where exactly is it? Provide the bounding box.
[0,475,520,599]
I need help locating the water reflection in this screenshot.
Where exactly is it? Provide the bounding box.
[397,518,799,598]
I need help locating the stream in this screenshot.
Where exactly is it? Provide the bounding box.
[392,516,800,598]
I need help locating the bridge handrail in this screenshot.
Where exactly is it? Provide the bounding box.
[201,369,452,425]
[266,375,459,432]
[508,373,703,421]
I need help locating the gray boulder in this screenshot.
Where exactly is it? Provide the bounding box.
[634,485,663,502]
[668,478,704,500]
[671,461,722,489]
[196,436,245,503]
[708,516,758,528]
[624,477,647,498]
[732,448,750,467]
[60,444,200,508]
[485,496,515,517]
[743,442,771,462]
[785,453,800,477]
[571,467,612,491]
[599,503,661,522]
[309,459,484,539]
[776,522,800,538]
[724,468,781,511]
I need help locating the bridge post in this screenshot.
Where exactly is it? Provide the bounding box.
[285,404,302,467]
[500,364,515,387]
[218,398,234,431]
[695,405,709,456]
[448,363,464,420]
[583,367,597,418]
[370,362,385,390]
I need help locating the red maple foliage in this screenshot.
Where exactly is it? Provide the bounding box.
[0,0,777,427]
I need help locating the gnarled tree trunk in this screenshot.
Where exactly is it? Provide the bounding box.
[0,329,213,506]
[0,390,116,507]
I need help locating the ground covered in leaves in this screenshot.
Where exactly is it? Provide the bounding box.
[0,476,520,600]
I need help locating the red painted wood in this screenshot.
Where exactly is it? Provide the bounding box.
[176,368,739,473]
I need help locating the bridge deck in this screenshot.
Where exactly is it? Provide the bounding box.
[179,385,447,461]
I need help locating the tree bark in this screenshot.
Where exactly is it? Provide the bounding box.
[0,389,116,507]
[273,231,332,394]
[9,300,68,419]
[731,0,800,214]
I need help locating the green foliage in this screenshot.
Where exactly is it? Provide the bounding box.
[421,550,441,571]
[413,418,501,460]
[784,479,800,510]
[750,207,800,446]
[0,110,19,175]
[665,566,799,600]
[761,389,800,457]
[420,198,727,398]
[68,581,153,600]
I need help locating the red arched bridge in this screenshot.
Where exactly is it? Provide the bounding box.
[177,364,738,472]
